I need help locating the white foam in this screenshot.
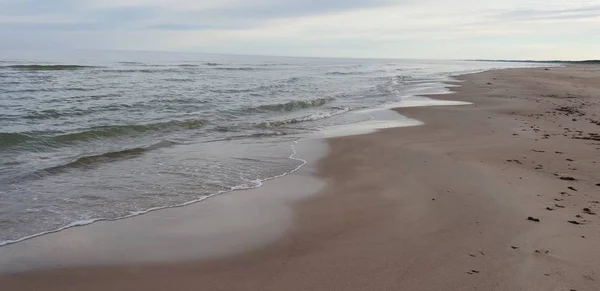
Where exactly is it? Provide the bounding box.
[261,107,351,128]
[313,118,423,138]
[295,108,351,122]
[309,94,471,138]
[384,97,471,109]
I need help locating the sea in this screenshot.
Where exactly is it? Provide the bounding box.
[0,50,543,245]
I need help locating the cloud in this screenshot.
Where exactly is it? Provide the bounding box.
[0,0,598,60]
[196,0,397,19]
[148,23,244,31]
[0,0,400,32]
[494,5,600,21]
[0,0,80,16]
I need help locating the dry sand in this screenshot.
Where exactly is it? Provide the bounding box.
[1,65,599,290]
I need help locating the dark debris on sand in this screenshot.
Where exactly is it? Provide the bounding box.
[583,208,596,215]
[555,106,585,116]
[574,133,600,141]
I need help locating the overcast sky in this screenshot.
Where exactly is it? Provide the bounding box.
[1,0,598,60]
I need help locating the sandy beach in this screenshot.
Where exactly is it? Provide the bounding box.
[1,65,599,290]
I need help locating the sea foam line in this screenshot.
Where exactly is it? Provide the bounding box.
[0,140,307,247]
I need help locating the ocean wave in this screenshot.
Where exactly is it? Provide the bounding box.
[213,67,262,71]
[23,109,64,120]
[219,131,290,141]
[285,77,303,83]
[51,119,206,143]
[0,119,205,149]
[164,78,195,82]
[326,69,388,76]
[394,75,426,83]
[210,125,243,133]
[99,68,181,74]
[4,65,97,71]
[210,88,257,94]
[0,81,22,86]
[66,87,97,91]
[204,62,222,66]
[210,77,304,94]
[248,97,335,113]
[252,63,293,67]
[3,87,96,94]
[116,62,172,67]
[117,62,145,65]
[258,107,351,128]
[155,97,209,105]
[29,140,177,178]
[203,130,290,143]
[325,71,367,76]
[22,101,145,120]
[0,132,33,148]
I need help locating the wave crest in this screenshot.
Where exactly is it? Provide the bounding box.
[213,67,261,71]
[1,119,205,149]
[258,107,350,128]
[5,65,96,71]
[0,132,32,148]
[51,119,205,143]
[250,97,335,112]
[21,140,177,180]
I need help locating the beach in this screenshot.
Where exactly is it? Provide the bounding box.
[1,65,599,290]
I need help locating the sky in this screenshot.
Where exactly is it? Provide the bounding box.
[0,0,599,60]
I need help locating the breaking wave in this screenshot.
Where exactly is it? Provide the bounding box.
[25,140,177,178]
[4,65,97,71]
[0,119,205,149]
[258,107,351,128]
[249,97,335,112]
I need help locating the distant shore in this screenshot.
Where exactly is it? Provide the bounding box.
[2,65,600,291]
[468,59,600,64]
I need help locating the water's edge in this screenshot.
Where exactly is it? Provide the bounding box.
[0,65,551,248]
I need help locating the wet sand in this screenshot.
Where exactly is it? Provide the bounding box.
[1,65,600,290]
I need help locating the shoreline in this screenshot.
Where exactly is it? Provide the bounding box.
[0,68,476,251]
[2,65,600,290]
[0,69,470,249]
[0,139,311,248]
[0,138,329,273]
